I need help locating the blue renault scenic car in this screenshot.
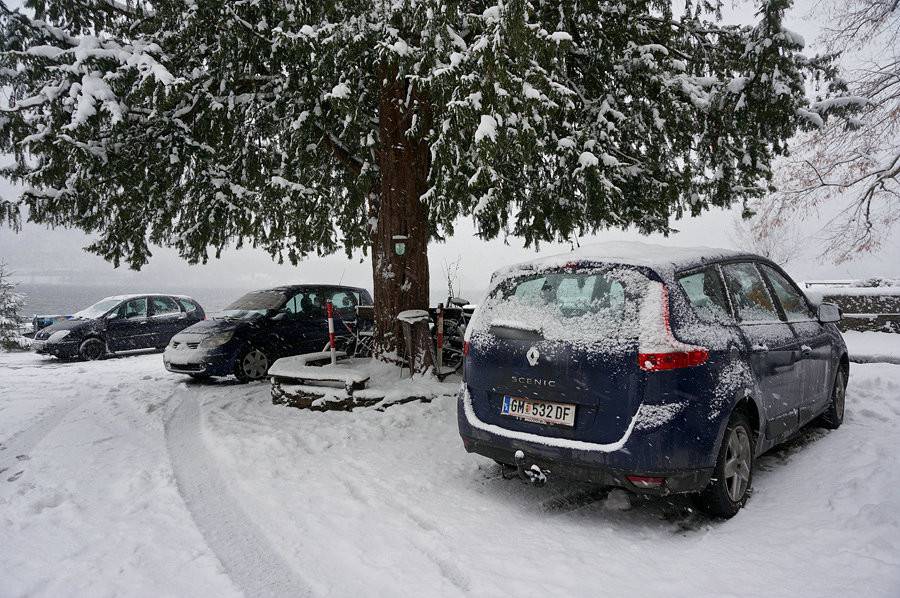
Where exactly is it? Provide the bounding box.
[458,242,847,517]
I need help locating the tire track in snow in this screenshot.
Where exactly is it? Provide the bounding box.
[336,461,472,593]
[164,391,310,598]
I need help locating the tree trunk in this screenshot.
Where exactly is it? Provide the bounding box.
[371,70,432,371]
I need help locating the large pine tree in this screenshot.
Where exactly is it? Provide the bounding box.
[0,0,852,354]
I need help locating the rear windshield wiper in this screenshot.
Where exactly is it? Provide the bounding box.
[489,320,544,341]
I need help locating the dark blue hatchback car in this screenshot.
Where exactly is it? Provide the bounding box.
[164,285,371,382]
[458,242,847,517]
[33,294,205,360]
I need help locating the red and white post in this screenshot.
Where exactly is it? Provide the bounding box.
[326,300,336,365]
[436,303,444,373]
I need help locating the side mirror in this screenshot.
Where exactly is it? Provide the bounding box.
[817,302,841,324]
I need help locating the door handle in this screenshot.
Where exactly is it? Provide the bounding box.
[752,344,769,353]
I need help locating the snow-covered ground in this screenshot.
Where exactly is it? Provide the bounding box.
[1,348,899,598]
[844,330,900,364]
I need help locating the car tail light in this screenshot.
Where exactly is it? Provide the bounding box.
[463,341,470,356]
[638,283,708,371]
[627,475,665,488]
[639,350,708,371]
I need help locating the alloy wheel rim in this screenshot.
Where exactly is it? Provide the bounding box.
[243,350,268,379]
[724,426,752,502]
[85,341,103,359]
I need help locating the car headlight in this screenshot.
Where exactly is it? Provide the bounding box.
[199,331,233,349]
[47,330,71,343]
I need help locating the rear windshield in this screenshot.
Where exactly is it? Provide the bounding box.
[219,291,287,319]
[473,267,647,345]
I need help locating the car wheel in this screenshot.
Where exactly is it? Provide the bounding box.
[694,411,754,519]
[78,338,106,361]
[234,346,269,382]
[818,368,847,430]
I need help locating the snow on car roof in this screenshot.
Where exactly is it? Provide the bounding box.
[490,241,743,283]
[103,293,195,301]
[254,284,368,293]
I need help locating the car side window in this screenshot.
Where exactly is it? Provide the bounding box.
[303,292,326,318]
[677,267,733,322]
[721,262,780,322]
[328,290,359,319]
[118,297,148,319]
[283,291,325,319]
[178,298,197,313]
[283,293,303,315]
[760,265,814,322]
[152,296,180,317]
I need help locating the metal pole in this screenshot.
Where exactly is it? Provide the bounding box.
[436,303,444,374]
[326,300,336,365]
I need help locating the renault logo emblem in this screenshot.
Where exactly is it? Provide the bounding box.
[526,346,540,367]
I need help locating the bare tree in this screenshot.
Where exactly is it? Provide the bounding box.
[762,0,899,262]
[442,257,463,302]
[731,212,805,267]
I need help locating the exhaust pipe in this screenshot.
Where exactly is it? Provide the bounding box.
[514,450,548,486]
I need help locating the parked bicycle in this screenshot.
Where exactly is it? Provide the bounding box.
[326,298,473,379]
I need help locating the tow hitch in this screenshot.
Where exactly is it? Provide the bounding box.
[514,450,549,486]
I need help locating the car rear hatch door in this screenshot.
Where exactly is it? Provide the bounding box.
[466,263,655,445]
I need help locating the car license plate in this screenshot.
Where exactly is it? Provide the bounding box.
[501,395,576,427]
[32,341,45,351]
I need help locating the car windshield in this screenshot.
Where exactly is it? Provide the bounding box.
[71,298,123,320]
[217,291,288,319]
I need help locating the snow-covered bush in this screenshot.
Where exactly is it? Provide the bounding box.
[0,263,28,351]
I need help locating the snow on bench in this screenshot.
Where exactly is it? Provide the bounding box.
[269,353,368,392]
[271,364,369,386]
[397,309,430,324]
[269,351,347,374]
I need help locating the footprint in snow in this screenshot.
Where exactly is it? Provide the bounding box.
[16,454,30,461]
[7,470,24,482]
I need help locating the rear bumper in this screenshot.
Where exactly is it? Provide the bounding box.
[458,389,715,495]
[459,433,712,495]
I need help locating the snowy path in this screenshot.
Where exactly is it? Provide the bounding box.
[1,350,899,597]
[0,352,240,598]
[164,390,310,597]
